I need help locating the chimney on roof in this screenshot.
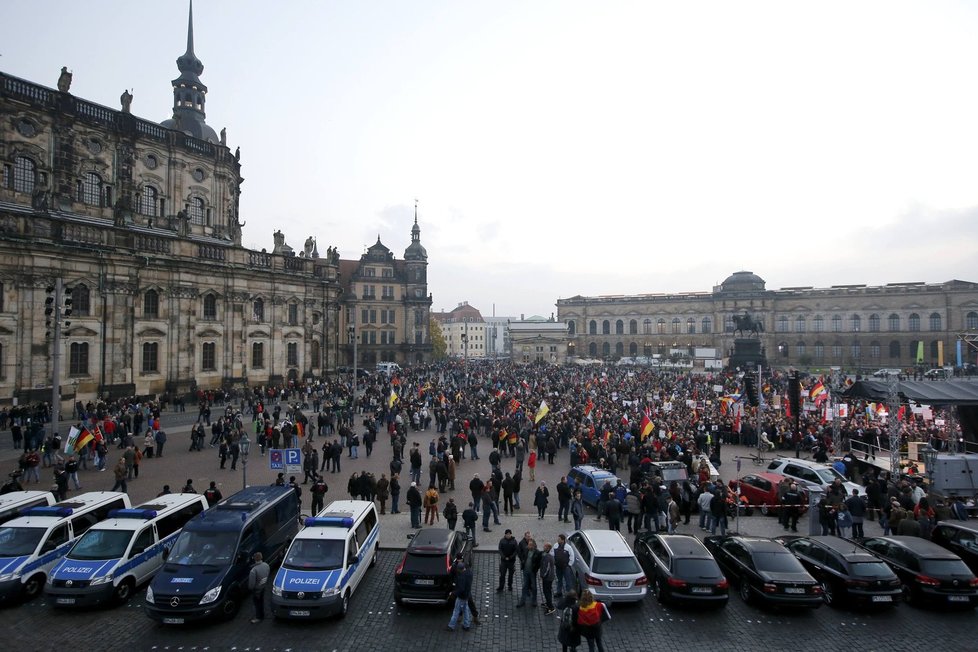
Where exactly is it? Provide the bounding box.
[521,313,524,320]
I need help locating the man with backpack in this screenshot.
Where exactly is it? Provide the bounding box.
[203,481,223,507]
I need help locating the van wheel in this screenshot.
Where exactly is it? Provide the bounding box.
[221,596,239,618]
[114,578,135,604]
[23,574,44,600]
[370,548,378,568]
[339,591,350,618]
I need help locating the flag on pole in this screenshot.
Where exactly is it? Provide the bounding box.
[75,428,94,452]
[64,426,81,454]
[584,398,594,418]
[388,391,399,409]
[534,400,550,424]
[639,408,654,441]
[295,421,304,437]
[809,381,826,402]
[509,398,522,415]
[784,395,792,419]
[916,341,925,364]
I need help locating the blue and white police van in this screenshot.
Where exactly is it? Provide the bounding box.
[271,499,379,619]
[0,491,130,602]
[46,493,208,607]
[0,491,56,526]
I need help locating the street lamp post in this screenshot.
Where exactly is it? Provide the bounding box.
[240,432,251,490]
[348,321,357,387]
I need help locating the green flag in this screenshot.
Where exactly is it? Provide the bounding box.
[916,340,924,364]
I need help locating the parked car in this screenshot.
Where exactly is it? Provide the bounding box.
[568,529,647,603]
[924,368,951,380]
[566,466,622,509]
[728,472,804,517]
[634,533,728,607]
[704,535,822,609]
[931,521,978,575]
[857,536,978,608]
[776,535,901,607]
[871,368,902,379]
[766,457,860,496]
[393,529,472,605]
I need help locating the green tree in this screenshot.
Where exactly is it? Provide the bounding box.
[429,318,447,359]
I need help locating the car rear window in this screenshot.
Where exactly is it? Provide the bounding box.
[403,552,448,574]
[849,562,893,578]
[592,556,640,574]
[754,552,805,573]
[920,559,972,576]
[674,558,722,579]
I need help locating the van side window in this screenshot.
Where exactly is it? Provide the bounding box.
[70,513,99,537]
[275,493,299,524]
[42,524,69,553]
[258,510,278,540]
[132,527,155,556]
[157,503,203,539]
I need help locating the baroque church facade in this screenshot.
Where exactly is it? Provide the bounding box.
[0,8,430,406]
[557,271,978,370]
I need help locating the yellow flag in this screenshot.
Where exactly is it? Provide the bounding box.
[388,391,399,409]
[534,400,550,424]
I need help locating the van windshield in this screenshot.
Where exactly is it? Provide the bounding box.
[0,526,45,557]
[284,539,346,571]
[68,529,133,560]
[168,530,238,566]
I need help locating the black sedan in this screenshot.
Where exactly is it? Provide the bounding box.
[704,535,822,609]
[634,533,728,607]
[857,536,978,608]
[776,535,901,607]
[931,521,978,576]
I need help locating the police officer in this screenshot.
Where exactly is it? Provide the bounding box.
[310,473,329,515]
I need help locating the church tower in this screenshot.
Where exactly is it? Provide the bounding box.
[403,203,431,361]
[160,0,219,143]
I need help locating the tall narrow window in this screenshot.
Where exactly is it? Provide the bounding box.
[80,172,103,206]
[252,342,264,369]
[929,313,942,331]
[909,313,920,332]
[72,284,91,316]
[287,342,298,367]
[69,342,89,376]
[201,342,216,371]
[253,298,265,323]
[143,289,159,318]
[203,294,217,320]
[139,186,158,216]
[141,342,159,373]
[310,340,321,368]
[288,303,298,326]
[868,314,880,332]
[188,197,206,225]
[13,156,36,194]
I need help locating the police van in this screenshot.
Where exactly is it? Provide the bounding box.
[0,491,56,526]
[46,493,208,607]
[144,485,300,624]
[0,491,130,602]
[271,499,379,619]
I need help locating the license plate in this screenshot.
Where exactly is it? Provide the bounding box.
[871,595,892,603]
[691,587,712,594]
[607,581,629,588]
[784,587,805,594]
[162,618,185,624]
[948,595,969,603]
[415,579,435,585]
[289,609,311,616]
[56,598,76,605]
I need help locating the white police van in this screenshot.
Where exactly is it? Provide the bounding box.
[0,491,130,603]
[0,491,56,526]
[46,493,208,607]
[271,499,379,619]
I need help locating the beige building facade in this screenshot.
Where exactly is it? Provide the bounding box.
[557,271,978,371]
[509,318,569,365]
[433,302,487,359]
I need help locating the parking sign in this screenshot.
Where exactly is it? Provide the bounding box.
[284,448,302,474]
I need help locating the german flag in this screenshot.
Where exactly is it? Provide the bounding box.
[75,428,94,453]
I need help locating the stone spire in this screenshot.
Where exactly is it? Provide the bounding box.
[161,0,219,143]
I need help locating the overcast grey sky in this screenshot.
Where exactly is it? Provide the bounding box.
[4,0,978,318]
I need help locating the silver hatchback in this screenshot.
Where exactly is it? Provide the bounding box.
[568,529,648,603]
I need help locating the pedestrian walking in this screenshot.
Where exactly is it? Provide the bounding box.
[248,552,270,623]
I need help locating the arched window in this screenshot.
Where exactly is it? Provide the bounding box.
[310,340,321,368]
[602,320,610,335]
[671,318,681,334]
[72,284,91,316]
[629,319,637,335]
[868,314,880,332]
[909,313,920,331]
[888,313,900,331]
[69,342,89,376]
[588,342,597,357]
[795,316,806,333]
[141,342,159,373]
[850,314,861,332]
[643,319,652,335]
[777,316,789,333]
[657,319,666,334]
[567,320,576,335]
[930,340,940,360]
[601,342,610,357]
[701,317,712,334]
[813,315,824,333]
[628,342,637,356]
[589,320,597,335]
[796,341,806,357]
[203,294,217,320]
[778,342,789,358]
[870,341,880,359]
[143,289,159,318]
[615,320,624,335]
[13,156,36,194]
[139,185,158,217]
[889,341,900,359]
[80,172,103,206]
[615,342,624,357]
[814,342,824,359]
[967,312,978,330]
[687,318,695,334]
[831,315,842,332]
[253,298,265,323]
[929,313,942,331]
[188,197,206,225]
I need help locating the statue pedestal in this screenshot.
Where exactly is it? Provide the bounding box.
[728,338,767,370]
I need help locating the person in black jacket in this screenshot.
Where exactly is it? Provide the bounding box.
[447,561,474,631]
[517,537,541,607]
[443,497,459,530]
[462,502,479,547]
[406,481,423,528]
[556,477,572,523]
[497,529,518,591]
